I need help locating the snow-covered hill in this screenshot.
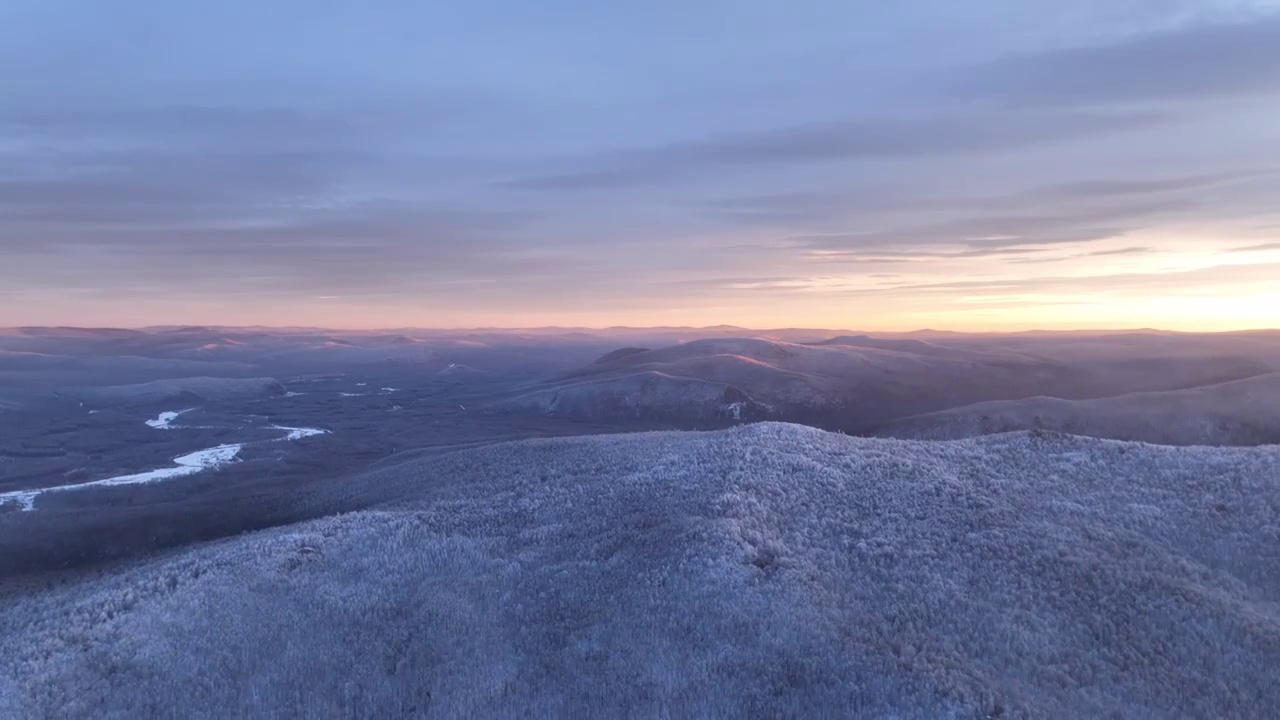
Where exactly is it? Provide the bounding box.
[501,369,770,421]
[433,363,486,382]
[879,372,1280,445]
[70,376,287,405]
[3,423,1277,717]
[502,336,1273,429]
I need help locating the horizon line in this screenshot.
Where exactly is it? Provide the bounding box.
[5,324,1279,336]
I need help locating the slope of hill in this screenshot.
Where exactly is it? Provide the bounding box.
[0,350,258,387]
[502,336,1274,430]
[70,377,287,406]
[3,424,1277,718]
[810,334,1010,361]
[506,337,1021,426]
[433,363,486,381]
[501,370,769,420]
[879,372,1280,445]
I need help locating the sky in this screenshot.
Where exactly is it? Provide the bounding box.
[3,0,1280,330]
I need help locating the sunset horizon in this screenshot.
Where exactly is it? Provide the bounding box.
[4,2,1279,716]
[5,4,1279,333]
[6,320,1280,334]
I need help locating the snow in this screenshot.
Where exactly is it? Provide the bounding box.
[145,409,194,429]
[881,371,1280,446]
[2,491,38,512]
[271,425,329,441]
[98,444,242,485]
[0,413,328,512]
[4,423,1277,716]
[725,401,746,420]
[0,444,241,511]
[1,420,330,509]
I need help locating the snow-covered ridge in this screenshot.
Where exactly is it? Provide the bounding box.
[880,371,1280,445]
[4,423,1275,717]
[515,335,1280,429]
[72,377,286,405]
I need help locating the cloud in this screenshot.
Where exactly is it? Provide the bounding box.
[0,102,465,145]
[0,193,541,299]
[2,3,1279,326]
[805,247,1058,264]
[950,17,1280,105]
[0,149,376,231]
[1083,245,1156,257]
[1033,171,1277,199]
[506,110,1164,190]
[641,259,1280,304]
[0,90,525,230]
[871,261,1280,295]
[695,191,884,226]
[1004,245,1157,265]
[688,169,1277,238]
[1227,242,1280,252]
[788,199,1189,255]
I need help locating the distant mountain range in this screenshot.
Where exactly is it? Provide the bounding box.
[5,325,1280,443]
[500,334,1280,432]
[879,371,1280,446]
[67,377,287,406]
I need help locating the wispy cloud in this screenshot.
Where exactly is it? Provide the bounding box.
[787,199,1190,255]
[1083,246,1155,257]
[949,17,1280,105]
[870,262,1280,296]
[1005,246,1156,264]
[1227,242,1280,252]
[506,110,1163,190]
[2,1,1279,326]
[1029,171,1277,200]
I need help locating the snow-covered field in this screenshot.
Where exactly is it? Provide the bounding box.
[3,423,1276,717]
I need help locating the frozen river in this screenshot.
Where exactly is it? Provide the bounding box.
[1,409,328,512]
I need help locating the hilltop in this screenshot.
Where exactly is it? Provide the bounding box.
[3,423,1277,718]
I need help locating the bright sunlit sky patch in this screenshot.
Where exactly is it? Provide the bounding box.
[3,0,1280,329]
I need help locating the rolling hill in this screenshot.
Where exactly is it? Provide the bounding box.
[878,372,1280,445]
[69,376,288,406]
[500,336,1275,430]
[2,423,1277,718]
[501,369,769,420]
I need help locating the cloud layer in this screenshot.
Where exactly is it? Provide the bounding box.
[2,1,1279,328]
